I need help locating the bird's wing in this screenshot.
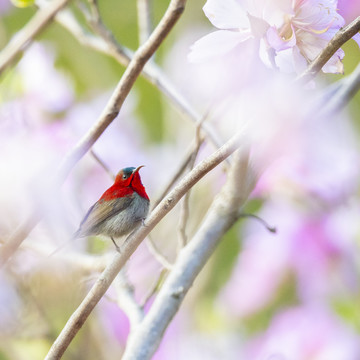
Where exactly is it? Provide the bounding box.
[74,195,134,238]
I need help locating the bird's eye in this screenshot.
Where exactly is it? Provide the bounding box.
[122,174,127,180]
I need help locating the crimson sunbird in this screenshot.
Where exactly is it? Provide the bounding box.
[74,166,150,251]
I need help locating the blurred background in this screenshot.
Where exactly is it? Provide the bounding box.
[1,0,360,359]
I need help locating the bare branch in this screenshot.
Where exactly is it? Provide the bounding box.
[0,0,186,268]
[44,132,242,360]
[141,268,167,307]
[0,0,71,75]
[296,16,360,83]
[137,0,153,45]
[122,150,255,360]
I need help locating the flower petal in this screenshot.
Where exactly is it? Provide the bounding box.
[274,47,308,74]
[188,30,251,63]
[203,0,249,29]
[267,25,296,51]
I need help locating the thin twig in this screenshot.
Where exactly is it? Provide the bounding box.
[0,0,186,268]
[87,0,101,24]
[152,138,204,209]
[0,0,71,75]
[239,213,277,233]
[137,0,153,45]
[140,268,167,307]
[296,16,360,83]
[90,149,115,180]
[122,150,255,360]
[44,131,241,360]
[146,236,173,270]
[177,122,204,250]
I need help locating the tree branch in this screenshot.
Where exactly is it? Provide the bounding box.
[44,132,241,360]
[146,236,173,270]
[296,16,360,83]
[137,0,153,45]
[122,150,255,360]
[0,0,71,75]
[0,0,186,268]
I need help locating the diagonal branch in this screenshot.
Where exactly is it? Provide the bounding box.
[0,0,71,75]
[296,16,360,83]
[0,0,186,268]
[44,132,242,360]
[43,4,224,149]
[56,0,186,182]
[122,150,255,360]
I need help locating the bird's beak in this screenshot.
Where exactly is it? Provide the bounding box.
[133,165,145,174]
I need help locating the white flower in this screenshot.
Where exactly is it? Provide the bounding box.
[189,0,360,74]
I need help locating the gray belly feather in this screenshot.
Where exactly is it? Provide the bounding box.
[102,193,149,238]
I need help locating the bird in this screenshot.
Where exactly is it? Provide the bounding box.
[74,165,150,251]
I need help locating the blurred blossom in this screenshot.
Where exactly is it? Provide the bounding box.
[246,306,360,360]
[166,27,262,114]
[153,310,241,360]
[0,43,77,243]
[253,106,359,206]
[338,0,360,22]
[17,42,74,115]
[0,0,12,13]
[0,110,74,234]
[98,295,130,347]
[202,64,360,206]
[218,200,360,317]
[189,0,360,74]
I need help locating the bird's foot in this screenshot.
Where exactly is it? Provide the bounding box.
[141,217,147,227]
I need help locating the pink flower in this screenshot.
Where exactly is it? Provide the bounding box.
[189,0,360,74]
[246,306,360,359]
[337,0,360,22]
[218,200,360,317]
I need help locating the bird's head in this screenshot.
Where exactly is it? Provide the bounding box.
[115,165,145,187]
